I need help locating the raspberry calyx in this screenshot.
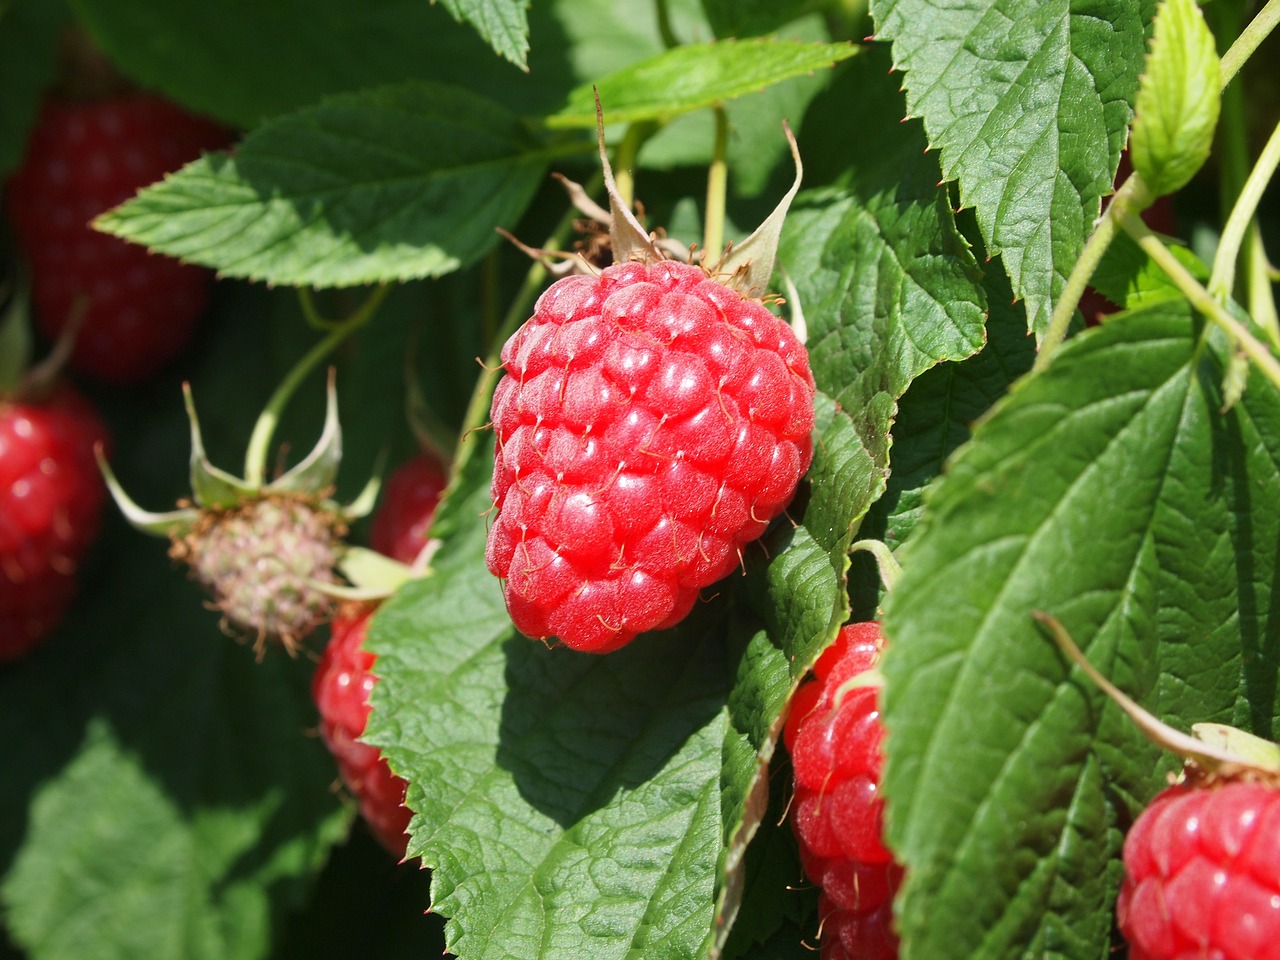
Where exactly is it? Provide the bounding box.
[100,372,376,654]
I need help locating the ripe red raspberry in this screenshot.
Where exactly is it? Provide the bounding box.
[485,259,816,653]
[5,92,230,382]
[1117,780,1280,960]
[784,621,902,960]
[0,384,110,661]
[369,452,448,565]
[312,607,411,858]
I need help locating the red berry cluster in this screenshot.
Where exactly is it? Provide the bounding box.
[486,259,815,653]
[0,384,110,662]
[1118,780,1280,960]
[784,621,902,960]
[6,92,230,382]
[312,607,412,858]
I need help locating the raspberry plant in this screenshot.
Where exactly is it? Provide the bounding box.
[1,1,1278,960]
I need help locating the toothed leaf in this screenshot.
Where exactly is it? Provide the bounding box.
[1130,0,1221,197]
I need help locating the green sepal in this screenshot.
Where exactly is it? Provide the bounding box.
[98,448,200,538]
[333,546,418,598]
[1129,0,1221,197]
[1191,723,1280,774]
[595,92,661,267]
[184,383,258,508]
[270,371,343,496]
[335,468,381,522]
[714,122,803,296]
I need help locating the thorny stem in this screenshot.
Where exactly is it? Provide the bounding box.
[1210,116,1280,311]
[704,106,729,263]
[243,283,390,486]
[1220,0,1280,88]
[1116,207,1280,392]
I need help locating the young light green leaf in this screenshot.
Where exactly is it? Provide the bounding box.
[882,307,1280,960]
[435,0,530,70]
[95,82,549,288]
[871,0,1152,337]
[545,39,858,128]
[1129,0,1221,197]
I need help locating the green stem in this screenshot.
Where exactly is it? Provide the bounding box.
[1220,0,1280,87]
[1209,117,1280,302]
[243,284,391,485]
[654,0,679,49]
[1116,209,1280,392]
[1035,175,1151,372]
[704,106,729,264]
[453,196,595,480]
[1247,228,1280,348]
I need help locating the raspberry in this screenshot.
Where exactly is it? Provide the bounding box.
[1117,780,1280,960]
[312,606,412,858]
[485,259,815,652]
[173,494,343,650]
[0,383,110,661]
[5,92,230,382]
[784,621,902,960]
[369,452,448,565]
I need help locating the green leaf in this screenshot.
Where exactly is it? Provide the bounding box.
[881,307,1280,960]
[0,552,347,960]
[859,277,1036,562]
[700,0,814,38]
[1090,229,1210,311]
[367,441,730,960]
[1129,0,1221,197]
[95,82,550,288]
[435,0,530,70]
[67,0,701,129]
[546,39,858,128]
[0,0,69,176]
[780,47,988,422]
[870,0,1153,337]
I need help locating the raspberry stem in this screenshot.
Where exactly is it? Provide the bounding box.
[243,283,390,486]
[453,198,593,480]
[703,106,729,261]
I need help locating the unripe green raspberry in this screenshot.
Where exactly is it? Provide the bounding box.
[176,494,343,652]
